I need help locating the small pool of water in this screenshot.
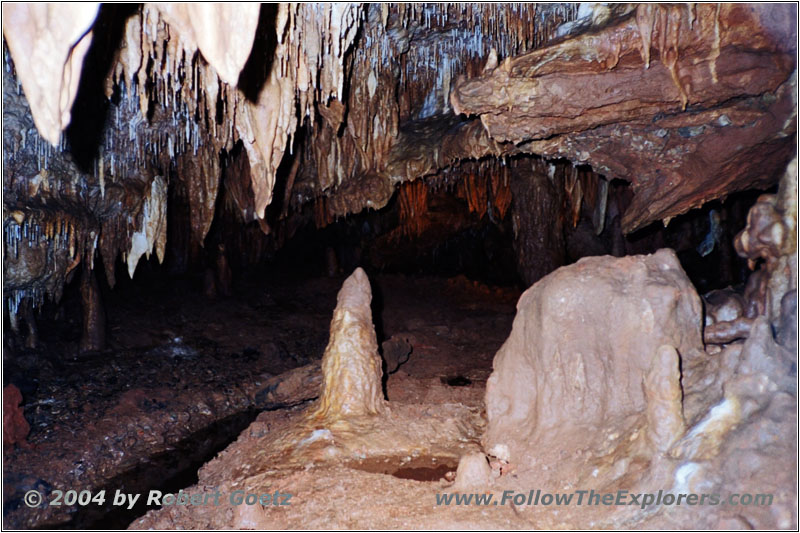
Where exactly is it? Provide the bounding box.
[347,455,459,482]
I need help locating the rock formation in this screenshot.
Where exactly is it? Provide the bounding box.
[479,158,797,529]
[3,384,30,448]
[485,249,703,465]
[311,267,386,420]
[2,4,795,334]
[0,3,796,529]
[452,452,491,492]
[734,157,798,328]
[452,3,796,232]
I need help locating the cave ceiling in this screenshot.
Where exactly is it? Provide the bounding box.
[2,3,797,313]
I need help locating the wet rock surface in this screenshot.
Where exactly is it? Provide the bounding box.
[128,273,519,529]
[3,384,30,448]
[130,241,796,529]
[1,3,796,530]
[2,274,331,528]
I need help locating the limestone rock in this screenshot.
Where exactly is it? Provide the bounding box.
[735,157,798,329]
[381,335,412,374]
[452,453,491,492]
[484,249,703,464]
[452,4,796,232]
[153,4,259,87]
[311,267,386,420]
[644,345,685,454]
[2,3,100,145]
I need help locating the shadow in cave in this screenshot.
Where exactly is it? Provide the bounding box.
[369,277,390,399]
[621,188,770,294]
[370,277,387,347]
[44,410,262,530]
[64,3,138,171]
[237,3,279,103]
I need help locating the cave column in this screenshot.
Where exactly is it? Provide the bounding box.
[510,162,567,286]
[79,263,106,353]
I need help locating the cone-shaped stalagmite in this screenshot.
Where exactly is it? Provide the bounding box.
[484,249,703,465]
[312,267,386,420]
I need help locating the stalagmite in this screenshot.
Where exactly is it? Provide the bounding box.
[452,453,491,492]
[311,267,386,420]
[485,249,703,465]
[2,3,796,530]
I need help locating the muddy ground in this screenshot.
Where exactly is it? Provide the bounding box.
[3,268,518,528]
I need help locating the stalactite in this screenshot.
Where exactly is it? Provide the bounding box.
[3,3,584,322]
[490,165,512,221]
[2,3,100,144]
[125,175,167,278]
[300,3,578,216]
[313,196,334,229]
[453,4,795,232]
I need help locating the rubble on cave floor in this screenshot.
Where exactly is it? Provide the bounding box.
[1,3,796,529]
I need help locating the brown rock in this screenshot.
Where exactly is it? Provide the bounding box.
[381,335,412,374]
[79,265,105,353]
[735,157,798,328]
[3,384,30,448]
[643,345,685,454]
[452,4,796,232]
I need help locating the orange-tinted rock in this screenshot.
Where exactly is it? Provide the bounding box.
[3,384,30,448]
[735,157,798,327]
[453,4,797,232]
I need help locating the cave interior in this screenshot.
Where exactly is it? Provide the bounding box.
[2,3,797,529]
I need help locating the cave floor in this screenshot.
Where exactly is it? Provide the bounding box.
[2,271,519,529]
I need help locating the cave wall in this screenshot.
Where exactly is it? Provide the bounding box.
[2,4,581,321]
[452,3,797,232]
